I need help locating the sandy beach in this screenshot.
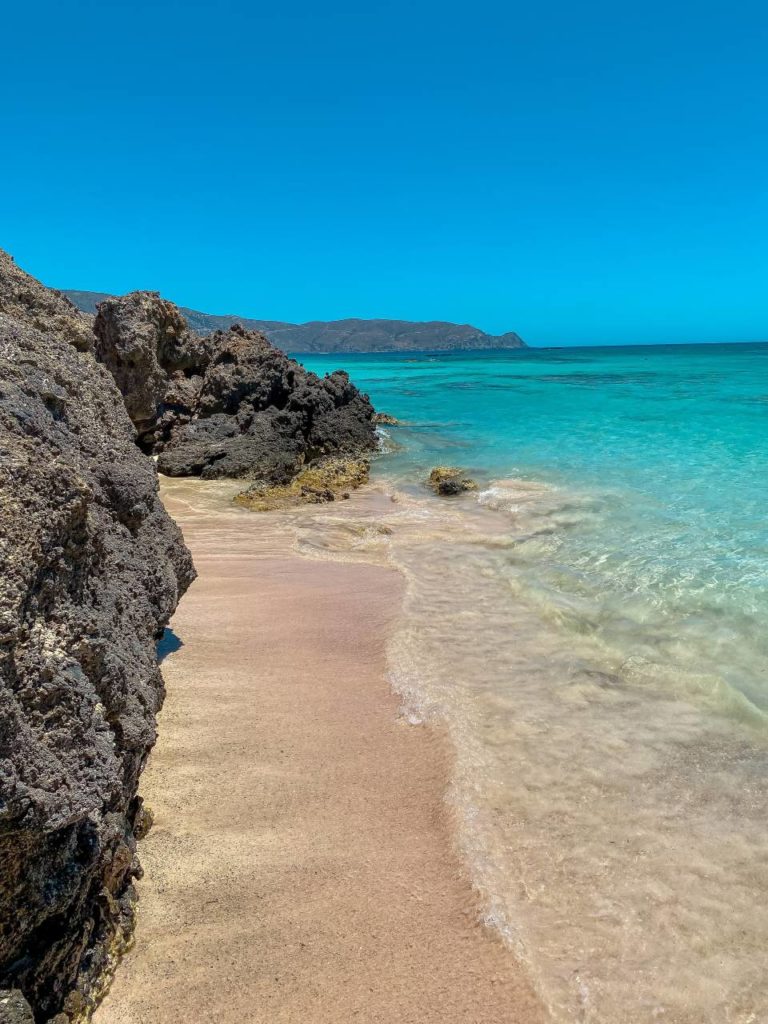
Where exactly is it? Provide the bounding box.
[94,480,545,1024]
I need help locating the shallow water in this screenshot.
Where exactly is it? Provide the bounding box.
[298,345,768,1021]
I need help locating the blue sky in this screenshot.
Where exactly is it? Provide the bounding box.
[2,0,766,346]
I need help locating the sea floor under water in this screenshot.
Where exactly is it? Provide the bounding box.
[285,476,768,1024]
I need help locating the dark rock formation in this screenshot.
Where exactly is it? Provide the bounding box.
[0,298,194,1020]
[1,252,94,354]
[91,291,202,439]
[93,294,377,481]
[427,466,479,496]
[66,290,527,352]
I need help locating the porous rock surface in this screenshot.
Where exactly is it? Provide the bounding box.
[234,455,371,511]
[93,293,377,482]
[0,292,194,1019]
[0,250,94,354]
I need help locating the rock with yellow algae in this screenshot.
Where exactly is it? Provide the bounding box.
[427,466,478,496]
[234,457,370,511]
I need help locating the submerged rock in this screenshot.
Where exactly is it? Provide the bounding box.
[93,296,377,480]
[234,456,370,511]
[427,466,479,496]
[0,293,194,1016]
[372,412,400,425]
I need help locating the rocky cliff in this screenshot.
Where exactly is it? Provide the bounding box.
[65,290,527,352]
[0,264,195,1020]
[92,292,377,480]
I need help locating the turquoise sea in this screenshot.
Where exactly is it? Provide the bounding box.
[298,344,768,1023]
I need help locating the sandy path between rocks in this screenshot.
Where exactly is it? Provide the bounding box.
[95,480,545,1024]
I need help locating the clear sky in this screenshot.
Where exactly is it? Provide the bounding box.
[2,1,766,346]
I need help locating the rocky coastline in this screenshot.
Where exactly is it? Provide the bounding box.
[91,292,377,481]
[0,250,377,1021]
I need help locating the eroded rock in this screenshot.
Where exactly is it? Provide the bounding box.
[234,456,370,511]
[93,296,377,481]
[92,291,200,436]
[427,466,478,496]
[0,302,194,1019]
[0,250,94,353]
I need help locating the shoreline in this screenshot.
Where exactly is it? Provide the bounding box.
[94,479,545,1023]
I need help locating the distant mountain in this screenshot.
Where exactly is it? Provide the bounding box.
[63,290,526,353]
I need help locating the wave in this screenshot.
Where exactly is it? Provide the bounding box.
[287,474,768,1023]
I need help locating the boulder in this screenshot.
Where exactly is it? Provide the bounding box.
[92,291,203,439]
[427,466,478,496]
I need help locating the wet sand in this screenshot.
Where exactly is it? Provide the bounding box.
[95,480,545,1024]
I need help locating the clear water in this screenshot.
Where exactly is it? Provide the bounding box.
[297,345,768,1022]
